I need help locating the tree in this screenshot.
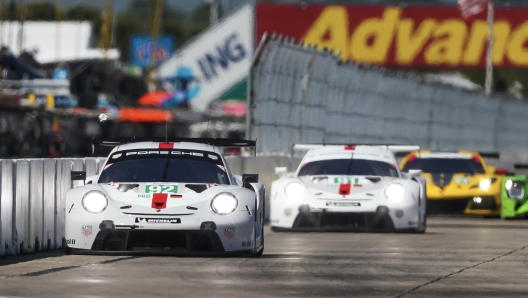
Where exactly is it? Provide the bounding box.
[64,4,100,22]
[25,2,55,21]
[6,0,17,21]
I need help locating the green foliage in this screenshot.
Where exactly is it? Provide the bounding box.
[25,2,56,21]
[64,4,100,21]
[5,0,17,21]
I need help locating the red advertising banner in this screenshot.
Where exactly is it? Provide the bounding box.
[256,4,528,68]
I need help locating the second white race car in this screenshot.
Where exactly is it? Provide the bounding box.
[270,144,427,232]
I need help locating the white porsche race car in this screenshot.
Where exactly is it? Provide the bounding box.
[64,138,265,256]
[270,144,427,232]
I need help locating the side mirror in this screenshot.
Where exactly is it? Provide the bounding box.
[85,175,98,184]
[71,171,86,181]
[495,168,511,175]
[275,167,287,177]
[242,174,259,190]
[407,169,422,177]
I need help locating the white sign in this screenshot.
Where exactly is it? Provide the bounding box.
[157,4,253,111]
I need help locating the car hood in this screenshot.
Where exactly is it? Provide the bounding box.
[421,173,497,189]
[97,182,238,213]
[299,176,396,200]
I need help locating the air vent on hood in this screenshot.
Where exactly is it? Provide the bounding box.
[186,184,208,193]
[365,177,381,183]
[117,184,139,192]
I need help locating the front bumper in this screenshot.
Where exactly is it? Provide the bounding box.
[65,209,257,253]
[287,205,396,231]
[427,195,501,216]
[272,204,420,232]
[501,198,528,219]
[67,228,254,255]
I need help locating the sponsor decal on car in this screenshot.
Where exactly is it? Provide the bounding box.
[242,240,253,247]
[325,202,361,207]
[146,184,178,193]
[395,210,404,218]
[65,239,76,245]
[224,227,236,238]
[328,176,359,187]
[137,193,152,199]
[284,208,292,216]
[135,218,181,224]
[81,225,92,237]
[454,177,470,184]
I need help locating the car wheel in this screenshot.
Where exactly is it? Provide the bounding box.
[63,238,72,255]
[415,187,427,233]
[254,195,265,257]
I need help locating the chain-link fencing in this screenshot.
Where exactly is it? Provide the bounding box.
[247,34,528,160]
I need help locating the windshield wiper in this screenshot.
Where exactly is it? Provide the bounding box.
[161,157,170,182]
[346,153,354,174]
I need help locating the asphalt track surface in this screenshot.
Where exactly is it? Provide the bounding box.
[1,216,528,298]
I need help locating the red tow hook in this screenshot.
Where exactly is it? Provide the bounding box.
[339,184,351,196]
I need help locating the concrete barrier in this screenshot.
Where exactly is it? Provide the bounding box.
[0,158,105,256]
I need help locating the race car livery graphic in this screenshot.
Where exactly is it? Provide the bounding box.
[400,150,509,216]
[64,137,265,256]
[270,144,426,232]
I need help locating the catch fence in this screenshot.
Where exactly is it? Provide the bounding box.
[247,34,528,159]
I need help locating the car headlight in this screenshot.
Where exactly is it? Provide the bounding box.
[505,180,525,200]
[211,192,238,215]
[479,179,491,191]
[384,184,406,200]
[284,182,305,198]
[82,191,108,213]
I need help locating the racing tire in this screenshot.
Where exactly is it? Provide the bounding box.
[62,238,72,255]
[270,226,281,232]
[253,193,265,257]
[414,185,427,233]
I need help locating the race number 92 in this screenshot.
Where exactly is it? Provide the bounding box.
[145,184,178,193]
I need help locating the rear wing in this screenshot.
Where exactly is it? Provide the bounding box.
[478,152,500,159]
[92,137,256,155]
[292,143,419,157]
[514,164,528,169]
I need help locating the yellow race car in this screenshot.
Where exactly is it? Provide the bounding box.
[399,150,510,216]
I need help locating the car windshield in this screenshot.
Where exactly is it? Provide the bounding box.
[402,158,485,174]
[98,149,230,184]
[298,159,399,177]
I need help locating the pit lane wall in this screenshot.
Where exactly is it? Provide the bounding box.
[247,35,528,157]
[0,156,300,256]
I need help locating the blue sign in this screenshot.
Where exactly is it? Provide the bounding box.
[52,68,68,79]
[131,35,174,67]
